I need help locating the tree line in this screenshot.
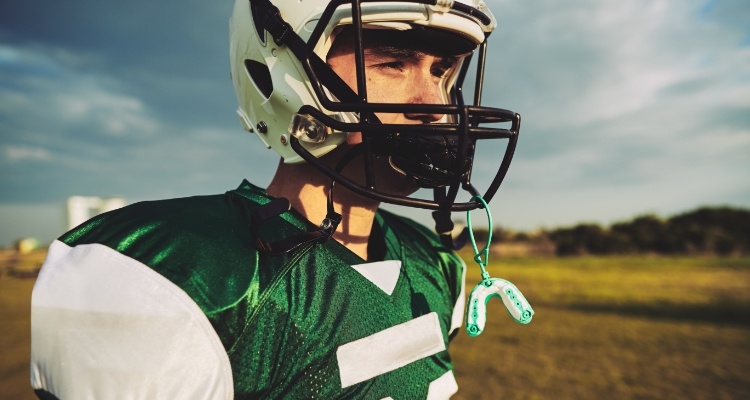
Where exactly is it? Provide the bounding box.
[472,206,750,256]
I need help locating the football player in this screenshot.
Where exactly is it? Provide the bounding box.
[30,0,520,398]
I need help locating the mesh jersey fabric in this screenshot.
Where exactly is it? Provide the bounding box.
[34,180,466,399]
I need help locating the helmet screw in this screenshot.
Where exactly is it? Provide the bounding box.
[280,134,288,145]
[256,121,268,134]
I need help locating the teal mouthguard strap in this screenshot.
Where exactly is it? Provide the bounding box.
[465,196,534,337]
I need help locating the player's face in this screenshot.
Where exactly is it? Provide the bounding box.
[322,28,465,198]
[326,29,461,145]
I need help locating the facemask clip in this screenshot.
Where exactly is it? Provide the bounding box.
[289,113,328,143]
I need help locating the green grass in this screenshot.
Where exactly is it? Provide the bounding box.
[452,254,750,399]
[0,278,36,400]
[0,249,44,400]
[2,253,749,399]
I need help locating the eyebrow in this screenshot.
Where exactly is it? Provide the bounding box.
[365,45,459,65]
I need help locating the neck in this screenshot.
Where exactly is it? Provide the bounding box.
[266,160,379,261]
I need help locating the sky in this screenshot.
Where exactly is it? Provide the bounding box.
[1,0,749,247]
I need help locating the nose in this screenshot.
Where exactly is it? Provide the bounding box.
[404,74,446,123]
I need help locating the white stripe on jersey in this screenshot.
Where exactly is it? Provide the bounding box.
[350,260,402,295]
[336,312,446,388]
[427,370,459,399]
[450,258,468,335]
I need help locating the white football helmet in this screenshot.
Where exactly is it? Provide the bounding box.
[230,0,520,241]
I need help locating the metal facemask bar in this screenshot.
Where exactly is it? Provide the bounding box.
[251,0,520,245]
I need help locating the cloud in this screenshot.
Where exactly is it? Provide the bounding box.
[0,0,749,246]
[0,44,159,162]
[0,40,274,206]
[51,87,159,137]
[3,145,52,162]
[487,0,750,129]
[467,0,750,229]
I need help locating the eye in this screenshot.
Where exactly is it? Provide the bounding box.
[432,57,457,79]
[375,61,405,71]
[431,65,451,78]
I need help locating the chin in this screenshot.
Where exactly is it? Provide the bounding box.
[371,157,421,197]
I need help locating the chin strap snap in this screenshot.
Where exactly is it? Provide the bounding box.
[465,195,534,337]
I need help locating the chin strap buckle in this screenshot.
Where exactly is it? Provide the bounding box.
[253,0,294,46]
[320,211,342,237]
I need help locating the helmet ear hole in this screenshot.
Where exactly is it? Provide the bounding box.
[244,59,273,99]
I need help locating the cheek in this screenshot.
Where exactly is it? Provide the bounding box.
[366,75,403,102]
[365,79,403,124]
[327,55,358,93]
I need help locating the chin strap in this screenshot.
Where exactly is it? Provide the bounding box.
[253,170,342,255]
[254,149,366,256]
[433,208,470,250]
[464,195,534,337]
[432,187,468,250]
[253,195,341,256]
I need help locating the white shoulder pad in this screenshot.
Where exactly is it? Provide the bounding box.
[31,241,233,399]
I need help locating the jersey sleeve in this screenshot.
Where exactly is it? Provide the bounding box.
[30,240,234,400]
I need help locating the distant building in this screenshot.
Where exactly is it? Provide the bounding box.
[15,237,40,254]
[67,196,126,230]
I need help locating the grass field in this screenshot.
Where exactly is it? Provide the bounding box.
[1,249,44,400]
[452,254,750,399]
[2,251,749,399]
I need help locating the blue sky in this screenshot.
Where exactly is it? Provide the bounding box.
[1,0,749,246]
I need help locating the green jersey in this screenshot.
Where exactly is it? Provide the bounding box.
[31,180,466,399]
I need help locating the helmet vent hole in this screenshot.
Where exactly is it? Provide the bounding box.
[244,59,273,99]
